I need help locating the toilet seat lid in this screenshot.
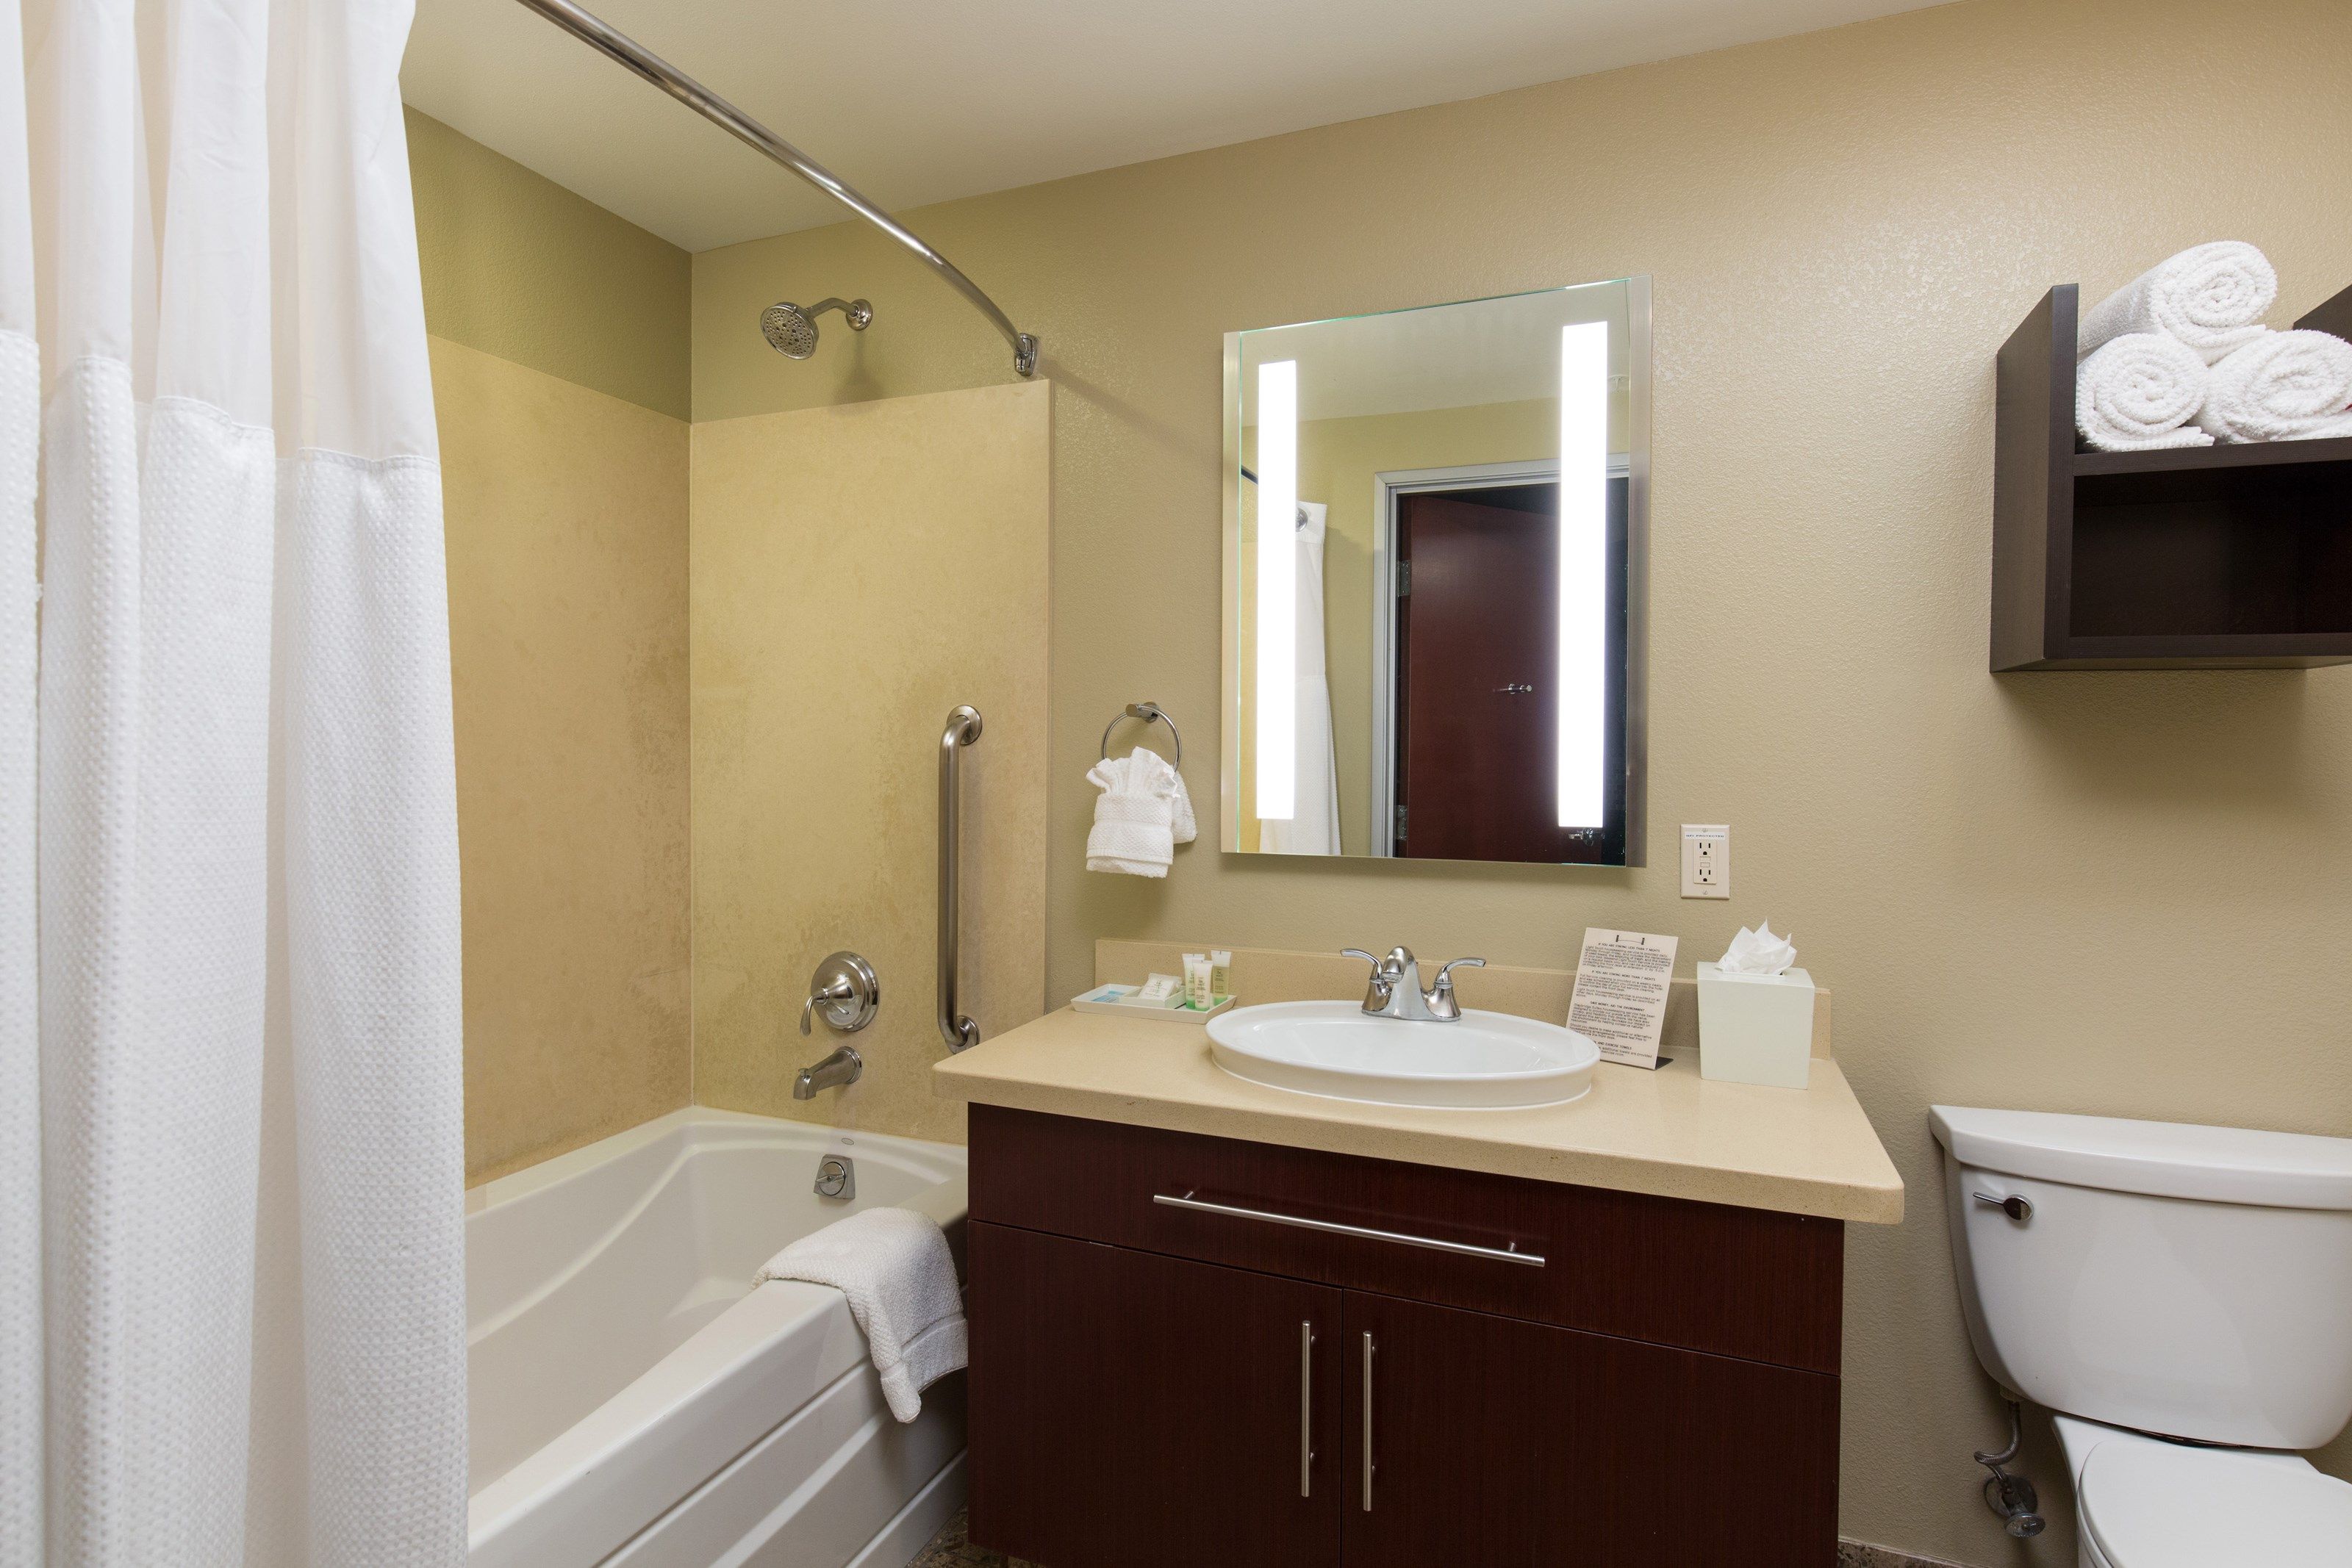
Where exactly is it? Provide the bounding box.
[2083,1440,2352,1567]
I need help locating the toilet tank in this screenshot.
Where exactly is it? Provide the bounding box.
[1932,1106,2352,1450]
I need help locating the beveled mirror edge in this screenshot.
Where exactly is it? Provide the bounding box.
[1220,327,1245,852]
[1216,278,1654,868]
[1621,273,1652,870]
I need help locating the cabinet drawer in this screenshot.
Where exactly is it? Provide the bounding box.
[969,1105,1842,1373]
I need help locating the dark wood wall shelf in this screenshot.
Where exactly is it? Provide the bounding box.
[1991,281,2352,670]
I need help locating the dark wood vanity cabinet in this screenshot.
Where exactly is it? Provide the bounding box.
[968,1225,1341,1567]
[965,1106,1845,1567]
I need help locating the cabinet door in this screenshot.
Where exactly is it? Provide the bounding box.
[968,1221,1343,1568]
[1341,1292,1839,1567]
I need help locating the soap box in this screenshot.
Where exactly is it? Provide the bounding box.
[1695,963,1814,1088]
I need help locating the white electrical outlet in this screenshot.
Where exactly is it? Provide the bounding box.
[1681,824,1729,899]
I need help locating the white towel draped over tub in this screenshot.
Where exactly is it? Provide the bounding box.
[2076,331,2216,451]
[756,1209,969,1423]
[2077,240,2278,364]
[0,0,468,1561]
[2195,329,2352,444]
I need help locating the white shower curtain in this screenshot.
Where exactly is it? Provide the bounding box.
[1261,501,1341,856]
[0,0,467,1562]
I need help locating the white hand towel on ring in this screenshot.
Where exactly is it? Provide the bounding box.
[1086,747,1195,877]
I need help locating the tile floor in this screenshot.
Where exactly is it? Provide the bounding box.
[906,1508,1030,1567]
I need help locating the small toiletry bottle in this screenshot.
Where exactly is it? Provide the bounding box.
[1209,950,1232,1002]
[1182,953,1213,1009]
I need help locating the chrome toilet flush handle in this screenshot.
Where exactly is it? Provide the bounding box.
[1973,1191,2034,1223]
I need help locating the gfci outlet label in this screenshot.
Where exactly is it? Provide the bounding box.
[1680,824,1729,899]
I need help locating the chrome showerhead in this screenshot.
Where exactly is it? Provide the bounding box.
[761,296,872,359]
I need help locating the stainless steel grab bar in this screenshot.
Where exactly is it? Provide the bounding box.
[1151,1192,1544,1266]
[508,0,1039,378]
[937,706,983,1051]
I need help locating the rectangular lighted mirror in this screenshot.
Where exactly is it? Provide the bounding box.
[1221,278,1649,866]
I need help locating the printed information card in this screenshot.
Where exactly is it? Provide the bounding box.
[1568,928,1679,1070]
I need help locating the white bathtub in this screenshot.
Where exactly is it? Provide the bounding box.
[465,1107,969,1567]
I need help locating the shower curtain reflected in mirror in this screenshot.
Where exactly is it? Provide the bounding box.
[1260,502,1341,855]
[1,0,468,1560]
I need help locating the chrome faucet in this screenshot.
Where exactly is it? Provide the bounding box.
[1341,947,1486,1022]
[793,951,878,1098]
[793,1046,863,1099]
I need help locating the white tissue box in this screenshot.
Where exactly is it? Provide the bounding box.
[1696,963,1815,1089]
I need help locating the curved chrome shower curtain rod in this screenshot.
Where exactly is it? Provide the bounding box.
[509,0,1039,378]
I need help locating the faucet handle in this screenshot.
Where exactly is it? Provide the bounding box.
[1342,949,1399,1014]
[1433,957,1486,988]
[799,982,842,1037]
[800,951,880,1037]
[1425,957,1485,1021]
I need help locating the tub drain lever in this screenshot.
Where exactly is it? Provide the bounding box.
[1973,1398,2045,1538]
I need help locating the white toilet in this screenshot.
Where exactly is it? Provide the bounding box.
[1932,1105,2352,1567]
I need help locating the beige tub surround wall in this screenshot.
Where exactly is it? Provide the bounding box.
[691,1,2352,1555]
[1096,938,1832,1061]
[413,111,697,1183]
[434,337,693,1184]
[690,381,1052,1143]
[408,107,692,420]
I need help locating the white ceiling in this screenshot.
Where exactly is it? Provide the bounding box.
[401,0,1943,254]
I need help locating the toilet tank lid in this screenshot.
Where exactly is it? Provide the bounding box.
[1930,1106,2352,1210]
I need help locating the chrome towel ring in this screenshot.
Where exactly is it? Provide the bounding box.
[1100,702,1182,769]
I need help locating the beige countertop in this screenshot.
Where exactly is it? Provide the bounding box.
[933,1007,1904,1224]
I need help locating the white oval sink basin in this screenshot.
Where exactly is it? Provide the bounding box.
[1206,1001,1599,1110]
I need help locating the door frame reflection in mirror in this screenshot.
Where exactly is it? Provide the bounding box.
[1219,277,1650,868]
[1366,456,1635,859]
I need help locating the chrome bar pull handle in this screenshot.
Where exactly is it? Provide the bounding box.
[937,706,983,1051]
[1151,1192,1544,1267]
[1299,1321,1316,1497]
[1360,1332,1374,1512]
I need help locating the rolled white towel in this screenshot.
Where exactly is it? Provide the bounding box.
[2078,242,2277,364]
[2076,332,2215,452]
[2194,329,2352,444]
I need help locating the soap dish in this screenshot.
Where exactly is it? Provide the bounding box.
[1072,984,1236,1022]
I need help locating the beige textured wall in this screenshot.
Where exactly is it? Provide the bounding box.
[409,107,692,419]
[689,383,1051,1142]
[686,0,2352,1557]
[414,112,696,1182]
[433,336,692,1183]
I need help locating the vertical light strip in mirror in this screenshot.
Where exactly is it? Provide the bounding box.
[1556,322,1609,829]
[1255,359,1299,820]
